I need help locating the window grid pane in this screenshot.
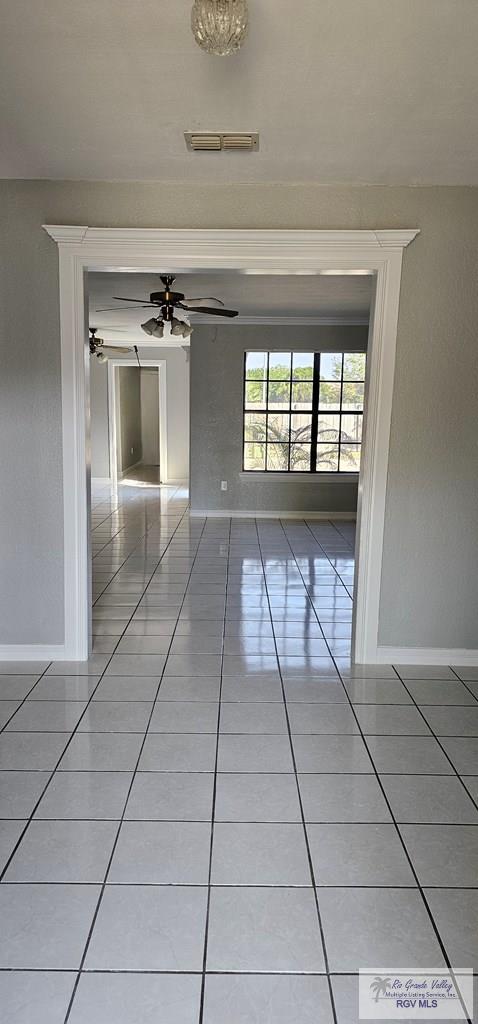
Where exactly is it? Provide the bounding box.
[243,350,365,473]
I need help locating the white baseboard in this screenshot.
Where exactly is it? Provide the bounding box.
[376,645,478,666]
[190,509,355,520]
[0,644,66,662]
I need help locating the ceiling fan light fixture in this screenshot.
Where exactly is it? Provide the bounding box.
[191,0,248,56]
[141,317,164,338]
[170,317,192,337]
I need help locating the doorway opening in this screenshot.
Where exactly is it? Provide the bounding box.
[43,226,419,662]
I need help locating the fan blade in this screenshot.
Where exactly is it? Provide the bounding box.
[112,296,154,303]
[103,346,132,354]
[95,305,157,312]
[183,296,224,307]
[181,304,239,318]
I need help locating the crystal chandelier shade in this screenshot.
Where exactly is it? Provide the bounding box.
[191,0,248,56]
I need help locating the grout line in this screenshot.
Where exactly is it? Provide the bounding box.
[257,517,339,1024]
[62,510,207,1023]
[198,516,231,1024]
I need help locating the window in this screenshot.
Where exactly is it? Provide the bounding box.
[243,350,366,473]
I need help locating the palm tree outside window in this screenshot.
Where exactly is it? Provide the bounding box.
[243,350,366,473]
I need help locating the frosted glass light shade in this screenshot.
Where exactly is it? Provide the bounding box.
[191,0,248,56]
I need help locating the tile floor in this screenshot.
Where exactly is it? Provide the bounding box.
[0,479,477,1022]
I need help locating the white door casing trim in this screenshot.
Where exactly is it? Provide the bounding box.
[42,226,419,662]
[107,358,168,487]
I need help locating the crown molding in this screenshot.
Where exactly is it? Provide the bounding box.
[43,225,419,253]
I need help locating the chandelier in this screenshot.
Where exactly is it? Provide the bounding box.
[191,0,249,56]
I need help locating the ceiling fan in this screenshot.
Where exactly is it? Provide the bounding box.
[95,274,239,339]
[89,328,133,362]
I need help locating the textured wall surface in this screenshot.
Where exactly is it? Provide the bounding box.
[190,324,367,515]
[117,367,142,474]
[0,181,477,647]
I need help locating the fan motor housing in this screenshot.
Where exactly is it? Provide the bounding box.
[150,290,184,304]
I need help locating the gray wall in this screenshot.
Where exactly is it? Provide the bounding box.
[190,324,367,515]
[140,369,160,466]
[117,367,142,474]
[90,356,109,478]
[0,181,477,649]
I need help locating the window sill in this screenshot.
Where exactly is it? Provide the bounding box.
[239,472,359,484]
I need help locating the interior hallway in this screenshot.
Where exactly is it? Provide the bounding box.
[0,479,477,1022]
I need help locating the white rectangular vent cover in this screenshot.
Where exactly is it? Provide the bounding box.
[184,132,259,152]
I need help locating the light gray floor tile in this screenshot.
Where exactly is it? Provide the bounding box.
[215,772,302,822]
[170,636,223,654]
[343,678,412,704]
[222,655,279,677]
[319,887,445,971]
[28,676,100,700]
[396,665,457,680]
[439,737,478,773]
[139,733,217,771]
[0,676,42,699]
[284,678,348,702]
[125,620,176,635]
[338,664,397,679]
[0,701,22,727]
[69,972,201,1024]
[220,702,288,733]
[223,637,276,655]
[288,703,358,734]
[353,704,430,735]
[78,700,152,732]
[218,734,293,772]
[0,971,76,1024]
[299,773,391,822]
[420,706,478,736]
[292,735,372,773]
[105,654,166,676]
[366,736,453,774]
[158,676,221,701]
[381,774,478,823]
[108,820,211,882]
[5,701,87,732]
[46,657,110,676]
[59,733,143,770]
[0,732,69,770]
[452,667,478,682]
[115,636,172,654]
[405,679,476,704]
[0,819,26,872]
[400,824,478,885]
[0,883,100,967]
[207,887,325,972]
[5,819,117,881]
[0,770,50,817]
[221,675,283,702]
[34,771,132,819]
[331,975,422,1024]
[0,663,49,676]
[92,676,158,700]
[424,889,478,969]
[203,974,333,1024]
[125,772,210,819]
[175,619,225,637]
[211,822,310,884]
[308,823,415,885]
[165,653,222,676]
[463,776,478,803]
[280,657,338,679]
[84,885,207,970]
[150,700,218,732]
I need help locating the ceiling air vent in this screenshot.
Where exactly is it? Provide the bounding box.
[184,132,259,152]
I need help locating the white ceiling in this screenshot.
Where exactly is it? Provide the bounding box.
[89,271,372,343]
[1,0,478,184]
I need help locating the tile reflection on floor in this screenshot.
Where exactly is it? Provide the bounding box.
[0,479,477,1023]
